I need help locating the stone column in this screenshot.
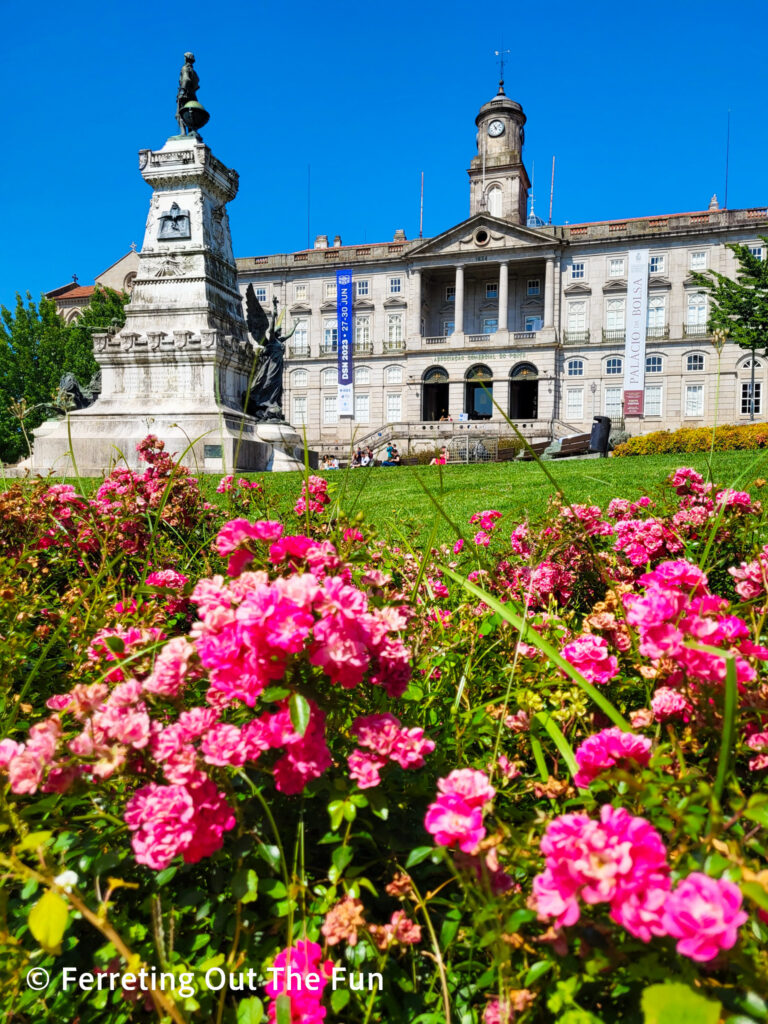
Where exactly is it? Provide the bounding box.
[454,265,464,335]
[544,257,555,328]
[409,269,422,340]
[498,262,509,332]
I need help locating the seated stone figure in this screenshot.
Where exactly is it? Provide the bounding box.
[56,371,102,411]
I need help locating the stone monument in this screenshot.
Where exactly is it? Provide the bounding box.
[22,56,305,476]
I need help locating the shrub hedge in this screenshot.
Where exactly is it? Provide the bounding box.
[614,422,768,457]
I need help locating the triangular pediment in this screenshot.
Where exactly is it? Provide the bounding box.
[353,298,374,310]
[564,282,592,295]
[602,279,627,293]
[408,213,558,259]
[289,302,312,314]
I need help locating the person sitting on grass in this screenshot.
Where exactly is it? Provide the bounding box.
[351,448,363,468]
[429,446,449,466]
[382,446,401,467]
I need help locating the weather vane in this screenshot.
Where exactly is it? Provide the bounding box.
[494,47,511,91]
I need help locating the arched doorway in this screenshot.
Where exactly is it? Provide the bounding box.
[509,363,539,419]
[465,364,494,420]
[422,366,449,421]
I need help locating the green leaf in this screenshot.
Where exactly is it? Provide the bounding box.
[232,868,259,903]
[260,879,287,899]
[237,997,264,1024]
[155,867,177,886]
[641,982,721,1024]
[257,844,281,872]
[741,880,768,912]
[28,890,69,954]
[104,635,125,654]
[276,994,292,1024]
[405,846,433,868]
[331,988,350,1012]
[533,712,578,778]
[327,800,345,831]
[329,845,353,883]
[15,831,53,853]
[525,960,553,986]
[713,654,738,805]
[744,794,768,830]
[262,686,290,703]
[289,693,311,737]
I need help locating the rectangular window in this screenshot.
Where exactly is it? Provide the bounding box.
[742,381,762,415]
[354,279,369,297]
[386,393,401,420]
[645,385,662,417]
[389,277,402,294]
[293,319,309,352]
[571,262,585,280]
[685,385,704,417]
[387,313,403,343]
[324,281,336,298]
[355,393,370,423]
[486,282,498,298]
[566,388,584,419]
[354,315,370,344]
[294,283,307,301]
[604,386,623,418]
[687,294,707,326]
[323,318,338,348]
[445,285,456,301]
[690,251,707,271]
[649,255,665,274]
[292,396,307,425]
[524,316,541,332]
[323,395,337,424]
[608,258,625,278]
[527,278,541,295]
[442,320,455,336]
[647,297,666,328]
[482,318,498,334]
[255,286,267,304]
[749,244,765,261]
[567,301,587,331]
[605,298,625,329]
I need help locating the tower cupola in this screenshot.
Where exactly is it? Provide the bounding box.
[468,81,530,223]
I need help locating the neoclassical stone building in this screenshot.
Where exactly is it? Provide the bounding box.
[236,82,768,451]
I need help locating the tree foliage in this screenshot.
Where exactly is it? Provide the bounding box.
[0,286,126,464]
[690,235,768,354]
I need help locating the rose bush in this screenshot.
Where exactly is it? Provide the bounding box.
[1,447,768,1023]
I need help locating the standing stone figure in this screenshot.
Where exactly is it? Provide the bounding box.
[176,53,200,135]
[244,290,296,422]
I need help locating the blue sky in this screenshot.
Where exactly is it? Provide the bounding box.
[2,0,766,309]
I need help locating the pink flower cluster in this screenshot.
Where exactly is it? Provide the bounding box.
[573,728,652,788]
[561,634,619,685]
[470,509,502,547]
[191,561,411,706]
[214,518,284,575]
[533,806,747,959]
[295,475,330,516]
[730,544,768,601]
[264,940,333,1024]
[368,910,422,949]
[124,776,235,870]
[216,475,263,493]
[614,518,683,567]
[88,624,166,683]
[347,713,435,789]
[624,560,767,689]
[559,504,612,537]
[424,769,495,854]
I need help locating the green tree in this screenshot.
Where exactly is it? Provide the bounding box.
[0,286,127,464]
[691,236,768,420]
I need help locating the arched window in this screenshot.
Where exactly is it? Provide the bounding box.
[510,362,539,381]
[740,358,763,371]
[646,355,663,374]
[385,365,403,384]
[355,366,371,385]
[605,357,623,375]
[567,359,584,377]
[686,353,705,372]
[486,185,502,218]
[465,364,493,381]
[321,368,337,386]
[423,366,449,384]
[291,369,308,387]
[686,293,707,326]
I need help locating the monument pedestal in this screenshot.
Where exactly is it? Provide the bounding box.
[25,134,297,476]
[254,423,307,472]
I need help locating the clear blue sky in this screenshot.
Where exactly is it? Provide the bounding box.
[2,0,766,309]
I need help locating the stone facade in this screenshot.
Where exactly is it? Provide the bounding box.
[236,84,768,453]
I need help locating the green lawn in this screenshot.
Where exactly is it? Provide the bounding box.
[202,449,768,545]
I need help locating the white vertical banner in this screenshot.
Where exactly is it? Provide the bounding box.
[338,383,354,416]
[623,248,649,416]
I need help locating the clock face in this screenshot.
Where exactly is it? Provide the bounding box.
[487,119,505,138]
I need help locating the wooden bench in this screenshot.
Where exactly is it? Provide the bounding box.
[516,439,552,461]
[549,433,592,458]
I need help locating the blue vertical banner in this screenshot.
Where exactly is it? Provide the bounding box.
[336,268,354,416]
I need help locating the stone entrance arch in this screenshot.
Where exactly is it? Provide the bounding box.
[509,362,538,419]
[422,366,449,421]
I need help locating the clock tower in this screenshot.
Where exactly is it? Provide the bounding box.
[469,81,530,223]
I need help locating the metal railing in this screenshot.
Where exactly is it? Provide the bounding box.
[353,340,373,354]
[683,323,709,337]
[320,342,338,355]
[602,329,625,342]
[288,345,310,358]
[563,329,590,344]
[383,339,406,352]
[646,325,670,339]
